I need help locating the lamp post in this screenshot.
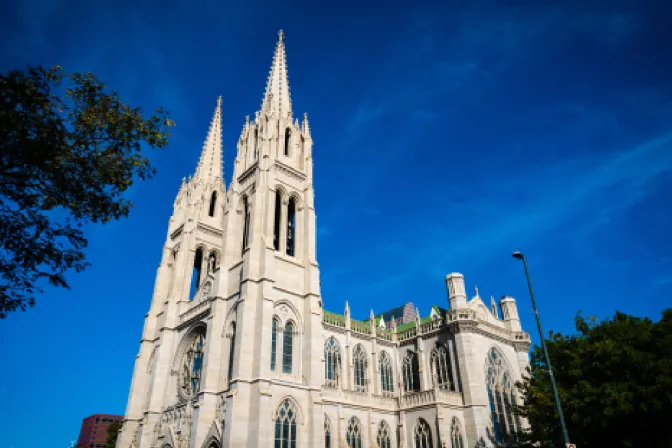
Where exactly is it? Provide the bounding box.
[512,251,570,447]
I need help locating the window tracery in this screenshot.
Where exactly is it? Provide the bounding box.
[379,350,394,394]
[274,399,298,448]
[352,344,368,392]
[179,329,206,399]
[376,420,392,448]
[430,344,454,390]
[403,351,420,392]
[346,416,362,448]
[486,347,519,442]
[451,417,465,448]
[324,337,341,387]
[413,418,433,448]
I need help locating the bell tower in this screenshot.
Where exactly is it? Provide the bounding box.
[117,96,227,448]
[117,31,324,448]
[211,29,324,447]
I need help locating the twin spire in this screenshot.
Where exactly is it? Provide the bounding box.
[194,95,223,183]
[193,31,294,184]
[261,29,293,118]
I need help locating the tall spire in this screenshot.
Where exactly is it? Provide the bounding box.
[195,96,223,182]
[261,30,292,118]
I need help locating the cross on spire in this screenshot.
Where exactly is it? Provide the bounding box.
[261,30,292,118]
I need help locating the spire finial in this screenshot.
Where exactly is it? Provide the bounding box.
[278,29,284,42]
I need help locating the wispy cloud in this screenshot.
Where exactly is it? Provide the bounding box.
[331,130,672,294]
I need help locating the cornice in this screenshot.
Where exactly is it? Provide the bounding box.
[274,161,305,182]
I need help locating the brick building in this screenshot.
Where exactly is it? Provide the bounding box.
[76,414,123,448]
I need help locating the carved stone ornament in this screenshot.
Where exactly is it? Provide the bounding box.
[217,394,227,422]
[202,281,212,296]
[179,332,206,400]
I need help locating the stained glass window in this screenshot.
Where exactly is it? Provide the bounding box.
[274,399,297,448]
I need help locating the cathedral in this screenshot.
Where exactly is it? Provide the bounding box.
[117,31,532,448]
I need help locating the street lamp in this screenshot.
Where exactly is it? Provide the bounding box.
[512,251,570,447]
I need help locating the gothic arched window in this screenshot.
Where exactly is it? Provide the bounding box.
[486,347,518,442]
[284,128,291,156]
[352,344,368,392]
[324,337,341,387]
[209,191,217,217]
[379,350,394,394]
[413,418,433,448]
[274,399,297,448]
[179,327,206,399]
[431,345,453,390]
[242,197,251,253]
[273,190,282,251]
[227,323,236,383]
[403,351,420,392]
[271,317,279,371]
[324,415,332,448]
[346,416,362,448]
[451,417,465,448]
[189,248,204,300]
[282,321,294,374]
[376,420,392,448]
[286,198,296,257]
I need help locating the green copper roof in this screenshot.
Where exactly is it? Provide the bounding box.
[323,309,344,318]
[432,304,448,314]
[396,321,415,332]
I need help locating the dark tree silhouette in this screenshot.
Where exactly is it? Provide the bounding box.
[0,66,174,317]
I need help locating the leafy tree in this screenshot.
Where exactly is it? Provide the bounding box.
[106,420,122,448]
[0,66,174,318]
[517,309,672,448]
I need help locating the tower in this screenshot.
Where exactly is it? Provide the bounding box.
[118,30,532,448]
[117,30,322,448]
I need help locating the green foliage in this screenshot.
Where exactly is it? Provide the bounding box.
[0,66,174,318]
[517,309,672,448]
[106,420,122,448]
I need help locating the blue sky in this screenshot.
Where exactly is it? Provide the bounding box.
[1,0,672,446]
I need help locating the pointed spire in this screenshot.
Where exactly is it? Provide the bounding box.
[344,301,350,316]
[261,30,292,118]
[370,309,375,321]
[195,96,223,183]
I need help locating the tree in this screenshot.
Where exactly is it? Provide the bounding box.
[106,420,122,448]
[0,66,174,318]
[517,309,672,448]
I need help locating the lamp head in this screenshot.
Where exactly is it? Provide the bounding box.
[512,251,524,260]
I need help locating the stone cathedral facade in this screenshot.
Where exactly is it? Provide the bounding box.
[117,31,532,448]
